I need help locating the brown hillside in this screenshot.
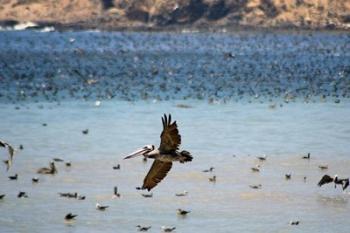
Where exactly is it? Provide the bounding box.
[0,0,350,30]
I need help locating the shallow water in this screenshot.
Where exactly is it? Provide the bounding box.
[1,100,350,233]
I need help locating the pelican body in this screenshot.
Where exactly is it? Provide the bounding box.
[124,114,193,191]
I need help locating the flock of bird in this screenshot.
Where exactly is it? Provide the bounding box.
[1,114,349,231]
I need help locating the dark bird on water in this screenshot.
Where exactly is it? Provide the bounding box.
[251,165,260,172]
[0,194,5,199]
[59,192,78,198]
[177,208,190,216]
[302,153,310,159]
[161,226,176,232]
[77,195,85,200]
[318,174,349,190]
[141,193,153,198]
[175,191,188,197]
[113,186,121,198]
[17,191,28,198]
[53,158,64,162]
[65,213,77,220]
[32,177,39,183]
[113,164,120,170]
[136,225,151,231]
[318,165,328,170]
[37,162,57,174]
[65,161,71,167]
[82,129,89,135]
[96,203,109,211]
[249,184,262,189]
[8,173,18,180]
[202,167,214,172]
[209,175,216,182]
[285,173,292,180]
[290,221,300,225]
[124,114,193,191]
[257,155,267,161]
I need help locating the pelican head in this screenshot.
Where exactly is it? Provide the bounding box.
[124,145,155,160]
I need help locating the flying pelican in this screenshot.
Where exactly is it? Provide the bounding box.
[124,114,193,191]
[318,174,349,190]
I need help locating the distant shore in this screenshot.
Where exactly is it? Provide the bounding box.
[1,19,350,33]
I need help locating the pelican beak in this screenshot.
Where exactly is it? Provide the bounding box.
[124,148,148,160]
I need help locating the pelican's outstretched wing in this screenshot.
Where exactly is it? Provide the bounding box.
[159,114,181,153]
[142,160,172,191]
[318,174,334,187]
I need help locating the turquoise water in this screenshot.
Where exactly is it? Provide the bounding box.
[1,100,350,233]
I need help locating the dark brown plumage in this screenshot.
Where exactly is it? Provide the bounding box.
[142,160,172,191]
[159,114,181,152]
[124,114,192,191]
[318,174,334,186]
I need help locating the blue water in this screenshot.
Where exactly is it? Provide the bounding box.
[0,31,350,233]
[0,30,349,102]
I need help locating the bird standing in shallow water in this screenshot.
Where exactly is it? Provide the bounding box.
[124,114,193,191]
